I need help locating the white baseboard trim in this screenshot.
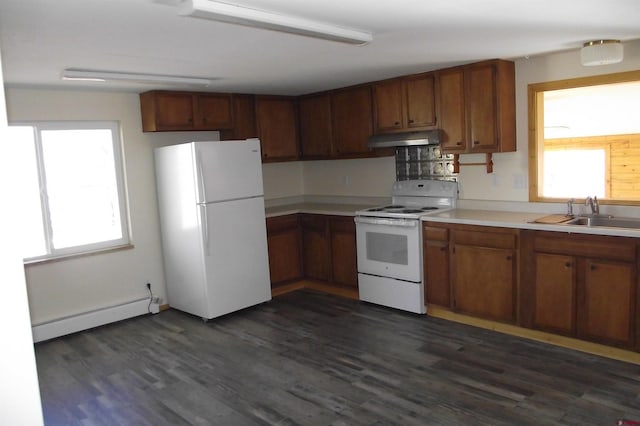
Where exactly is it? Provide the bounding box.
[31,297,150,343]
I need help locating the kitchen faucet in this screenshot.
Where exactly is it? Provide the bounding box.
[585,196,599,215]
[566,198,575,216]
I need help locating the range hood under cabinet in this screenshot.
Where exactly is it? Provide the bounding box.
[366,129,441,149]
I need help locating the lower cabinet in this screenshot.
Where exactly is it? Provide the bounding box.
[271,215,639,352]
[329,216,358,288]
[425,224,639,350]
[522,231,637,349]
[300,214,330,281]
[267,213,358,292]
[299,214,358,288]
[265,215,303,287]
[451,226,518,323]
[423,222,518,322]
[531,252,576,335]
[423,223,451,307]
[581,259,635,346]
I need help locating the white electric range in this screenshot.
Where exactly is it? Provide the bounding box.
[355,179,458,314]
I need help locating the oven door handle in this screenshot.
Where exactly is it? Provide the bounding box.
[354,216,418,228]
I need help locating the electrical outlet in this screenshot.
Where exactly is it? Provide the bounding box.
[512,173,526,189]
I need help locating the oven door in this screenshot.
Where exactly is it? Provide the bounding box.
[355,216,421,282]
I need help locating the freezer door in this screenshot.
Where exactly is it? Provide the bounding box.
[194,139,264,203]
[200,196,271,318]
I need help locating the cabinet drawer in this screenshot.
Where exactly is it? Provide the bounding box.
[423,225,449,242]
[299,214,326,231]
[534,232,636,262]
[330,216,355,233]
[266,215,299,234]
[453,229,517,249]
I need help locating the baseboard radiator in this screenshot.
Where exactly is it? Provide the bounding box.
[31,297,150,343]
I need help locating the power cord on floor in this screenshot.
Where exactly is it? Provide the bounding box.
[146,282,153,314]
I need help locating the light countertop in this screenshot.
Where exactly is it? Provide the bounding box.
[265,200,640,238]
[421,208,640,238]
[265,202,375,218]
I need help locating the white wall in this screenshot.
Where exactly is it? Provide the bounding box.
[0,52,44,426]
[303,156,396,197]
[6,88,175,325]
[263,161,304,199]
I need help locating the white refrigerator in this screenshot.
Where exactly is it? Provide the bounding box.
[154,139,271,320]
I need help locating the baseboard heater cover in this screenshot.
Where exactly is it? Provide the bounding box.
[31,297,150,343]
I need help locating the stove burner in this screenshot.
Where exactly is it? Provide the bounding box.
[366,204,441,215]
[368,205,406,212]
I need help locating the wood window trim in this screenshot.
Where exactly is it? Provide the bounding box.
[527,70,640,206]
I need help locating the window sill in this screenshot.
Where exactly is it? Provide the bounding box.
[24,244,135,267]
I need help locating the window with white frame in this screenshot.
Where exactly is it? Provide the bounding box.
[8,121,129,261]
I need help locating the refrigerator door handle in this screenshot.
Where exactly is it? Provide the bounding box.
[200,204,209,256]
[196,149,207,204]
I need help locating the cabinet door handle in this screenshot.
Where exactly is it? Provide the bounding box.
[506,255,512,261]
[590,264,596,271]
[440,247,447,252]
[565,262,572,268]
[456,141,463,146]
[394,121,400,126]
[408,119,414,124]
[473,140,480,145]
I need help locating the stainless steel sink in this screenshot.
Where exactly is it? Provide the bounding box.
[564,215,640,229]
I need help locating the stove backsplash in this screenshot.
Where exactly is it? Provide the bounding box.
[395,145,458,181]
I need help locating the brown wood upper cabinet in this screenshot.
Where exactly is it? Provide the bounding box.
[298,86,394,160]
[331,85,374,157]
[255,95,299,162]
[220,94,258,140]
[373,73,436,133]
[298,93,333,158]
[437,59,515,154]
[222,94,300,163]
[140,90,233,132]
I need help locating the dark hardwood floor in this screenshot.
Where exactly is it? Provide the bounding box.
[35,290,640,425]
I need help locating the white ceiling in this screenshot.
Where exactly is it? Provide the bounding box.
[1,0,639,96]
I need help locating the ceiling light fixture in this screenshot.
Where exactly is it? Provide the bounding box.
[580,40,623,66]
[179,0,372,45]
[61,69,215,86]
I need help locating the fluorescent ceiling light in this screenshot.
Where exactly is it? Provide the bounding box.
[179,0,372,45]
[61,69,215,86]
